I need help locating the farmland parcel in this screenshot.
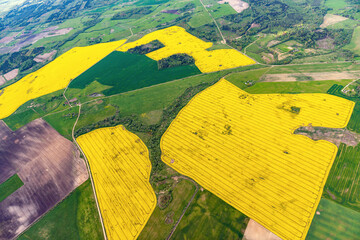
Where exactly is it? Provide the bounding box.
[161,79,354,240]
[0,40,126,119]
[117,26,255,73]
[77,125,156,240]
[0,119,88,239]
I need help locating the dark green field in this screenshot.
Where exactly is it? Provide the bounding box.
[68,51,201,96]
[19,180,103,240]
[0,174,23,202]
[172,189,248,240]
[307,198,360,240]
[323,143,360,211]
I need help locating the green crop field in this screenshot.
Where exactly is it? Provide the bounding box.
[0,174,23,202]
[68,51,201,96]
[246,79,353,94]
[139,179,196,239]
[307,198,360,239]
[171,189,248,240]
[344,26,360,55]
[324,0,348,12]
[18,180,103,240]
[324,144,360,212]
[44,107,80,140]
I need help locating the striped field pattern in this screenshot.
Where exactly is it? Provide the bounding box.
[77,125,156,240]
[160,79,354,240]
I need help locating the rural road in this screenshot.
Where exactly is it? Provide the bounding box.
[166,177,199,240]
[72,104,108,240]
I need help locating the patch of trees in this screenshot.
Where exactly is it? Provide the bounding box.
[178,3,195,13]
[276,28,353,48]
[158,54,195,69]
[0,47,45,74]
[127,40,165,54]
[75,81,217,174]
[222,0,327,36]
[111,6,153,20]
[228,35,255,50]
[188,23,221,42]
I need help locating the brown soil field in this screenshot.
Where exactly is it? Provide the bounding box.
[33,50,57,63]
[217,0,249,13]
[320,14,348,28]
[0,119,88,240]
[0,75,5,86]
[243,219,282,240]
[262,71,360,82]
[3,69,18,81]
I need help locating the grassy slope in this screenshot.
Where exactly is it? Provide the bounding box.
[68,51,201,96]
[19,180,103,240]
[43,106,80,140]
[3,89,67,131]
[225,67,353,94]
[324,0,348,12]
[139,179,196,239]
[344,26,360,55]
[172,189,248,240]
[245,79,352,94]
[307,198,360,239]
[0,174,23,202]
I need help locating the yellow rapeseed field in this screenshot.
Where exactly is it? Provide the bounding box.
[161,79,354,240]
[77,125,156,240]
[0,39,126,119]
[117,26,255,73]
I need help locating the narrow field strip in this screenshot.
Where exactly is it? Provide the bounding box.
[0,39,126,119]
[77,125,156,240]
[160,79,354,240]
[117,26,255,73]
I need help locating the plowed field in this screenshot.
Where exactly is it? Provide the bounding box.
[0,119,88,239]
[161,79,354,240]
[77,125,156,240]
[117,26,255,73]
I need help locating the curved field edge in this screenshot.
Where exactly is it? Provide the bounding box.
[77,125,156,240]
[18,180,104,240]
[159,79,355,240]
[0,39,126,120]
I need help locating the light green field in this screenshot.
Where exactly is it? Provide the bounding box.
[328,19,359,30]
[188,11,213,28]
[324,0,348,11]
[246,79,353,94]
[44,107,80,140]
[171,189,248,240]
[307,198,360,240]
[344,26,360,55]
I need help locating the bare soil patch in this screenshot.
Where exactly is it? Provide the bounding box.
[0,119,88,240]
[263,71,360,82]
[316,38,335,50]
[295,124,360,147]
[34,50,57,63]
[243,219,282,240]
[218,0,249,13]
[3,69,19,81]
[0,75,6,86]
[267,40,280,48]
[320,14,348,28]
